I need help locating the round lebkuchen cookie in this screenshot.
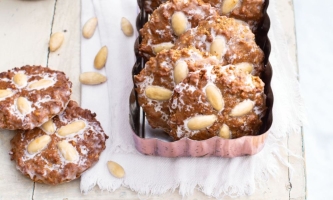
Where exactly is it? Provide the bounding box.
[134,47,219,132]
[202,0,265,32]
[173,15,265,76]
[169,64,266,141]
[10,100,108,185]
[139,0,218,60]
[0,65,72,130]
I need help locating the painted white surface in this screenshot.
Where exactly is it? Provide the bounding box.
[294,0,333,199]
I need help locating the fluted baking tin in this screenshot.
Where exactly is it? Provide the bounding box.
[130,0,273,157]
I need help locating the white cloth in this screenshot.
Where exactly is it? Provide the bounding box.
[79,0,304,198]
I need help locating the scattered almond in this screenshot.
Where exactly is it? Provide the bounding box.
[121,17,134,37]
[152,42,174,55]
[49,32,64,52]
[94,46,108,70]
[17,97,31,115]
[210,36,227,60]
[107,161,125,178]
[79,72,107,85]
[235,62,254,74]
[82,17,98,39]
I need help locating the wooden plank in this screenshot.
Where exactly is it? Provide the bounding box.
[0,0,56,200]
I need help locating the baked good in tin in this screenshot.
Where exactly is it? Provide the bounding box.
[0,65,72,130]
[139,0,218,60]
[134,48,219,132]
[10,100,108,185]
[173,15,265,76]
[169,64,266,140]
[202,0,265,32]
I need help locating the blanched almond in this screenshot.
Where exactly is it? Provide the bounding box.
[94,46,108,70]
[152,42,174,55]
[17,97,31,115]
[219,124,231,139]
[187,115,217,130]
[41,120,56,135]
[79,72,107,85]
[107,161,125,178]
[121,17,134,37]
[171,11,188,36]
[0,89,13,99]
[235,62,254,74]
[57,140,79,162]
[82,17,98,39]
[27,135,51,154]
[205,84,224,111]
[210,36,227,60]
[174,60,188,84]
[28,79,54,90]
[221,0,239,15]
[57,120,86,136]
[49,32,64,52]
[13,73,27,87]
[145,86,172,101]
[230,99,255,117]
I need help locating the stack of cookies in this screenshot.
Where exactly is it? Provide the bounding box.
[0,65,108,185]
[135,0,267,141]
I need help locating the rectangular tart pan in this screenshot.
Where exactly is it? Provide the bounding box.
[129,0,273,157]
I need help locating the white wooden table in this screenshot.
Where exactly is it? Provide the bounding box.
[0,0,306,199]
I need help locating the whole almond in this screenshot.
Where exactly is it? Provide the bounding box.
[121,17,134,37]
[0,89,13,99]
[94,46,108,70]
[13,73,27,87]
[145,86,172,101]
[41,120,56,135]
[57,120,86,137]
[171,11,188,36]
[27,135,51,154]
[205,84,224,111]
[187,115,217,130]
[28,79,54,90]
[210,36,227,60]
[49,32,64,52]
[152,42,174,55]
[57,140,79,162]
[107,161,125,178]
[82,17,98,39]
[235,62,254,74]
[221,0,239,15]
[230,99,255,117]
[17,97,31,115]
[219,124,231,139]
[174,60,189,84]
[79,72,107,85]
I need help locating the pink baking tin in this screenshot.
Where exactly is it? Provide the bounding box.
[130,0,273,158]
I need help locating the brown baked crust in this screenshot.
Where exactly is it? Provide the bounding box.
[202,0,265,32]
[0,65,72,130]
[134,48,219,132]
[173,15,265,76]
[169,65,266,140]
[10,100,108,185]
[139,0,218,60]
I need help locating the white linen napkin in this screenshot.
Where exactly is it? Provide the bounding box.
[79,0,304,198]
